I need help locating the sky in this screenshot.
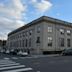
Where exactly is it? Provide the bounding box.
[0,0,72,40]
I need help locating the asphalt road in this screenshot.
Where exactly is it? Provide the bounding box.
[0,53,72,72]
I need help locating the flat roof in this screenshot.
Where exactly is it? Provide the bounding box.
[8,16,72,36]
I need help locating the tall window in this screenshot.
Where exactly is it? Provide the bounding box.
[48,37,52,46]
[59,38,64,47]
[37,26,40,33]
[60,29,64,34]
[67,30,71,35]
[20,40,21,47]
[36,37,40,43]
[27,32,29,36]
[29,38,31,47]
[67,39,71,47]
[23,40,25,47]
[23,33,25,37]
[25,39,28,47]
[29,30,32,35]
[25,32,28,36]
[48,27,52,32]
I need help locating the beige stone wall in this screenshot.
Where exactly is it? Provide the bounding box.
[7,19,72,55]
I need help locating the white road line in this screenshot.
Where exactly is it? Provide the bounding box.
[4,58,10,60]
[0,60,16,63]
[37,71,41,72]
[0,60,12,62]
[0,61,16,64]
[20,57,33,59]
[0,65,25,70]
[0,63,20,67]
[0,59,33,72]
[0,61,15,63]
[0,60,10,62]
[3,68,33,72]
[0,59,8,60]
[0,59,17,65]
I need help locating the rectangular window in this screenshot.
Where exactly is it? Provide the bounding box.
[23,40,25,47]
[37,26,40,33]
[59,38,64,47]
[25,39,28,47]
[29,38,31,47]
[23,32,25,37]
[25,32,28,36]
[67,30,71,35]
[48,27,52,32]
[48,37,52,47]
[27,32,29,36]
[36,37,40,43]
[20,40,21,47]
[29,30,32,35]
[60,29,64,34]
[67,39,71,47]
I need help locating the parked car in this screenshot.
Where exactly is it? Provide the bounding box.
[10,50,17,55]
[1,50,5,54]
[61,48,72,56]
[0,50,4,53]
[17,51,28,56]
[5,50,10,54]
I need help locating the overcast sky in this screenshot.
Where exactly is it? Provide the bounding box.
[0,0,72,40]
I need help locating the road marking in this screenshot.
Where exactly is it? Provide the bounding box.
[3,68,33,72]
[0,65,25,70]
[0,62,16,64]
[20,57,34,59]
[37,71,40,72]
[0,63,20,67]
[0,61,16,64]
[0,60,12,62]
[11,57,18,59]
[0,59,33,72]
[4,58,10,60]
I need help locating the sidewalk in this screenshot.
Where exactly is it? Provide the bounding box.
[30,54,60,58]
[20,54,60,59]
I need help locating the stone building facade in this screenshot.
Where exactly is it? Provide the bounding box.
[6,16,72,54]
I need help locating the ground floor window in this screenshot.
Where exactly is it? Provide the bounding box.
[36,37,40,43]
[59,38,64,47]
[29,38,31,47]
[67,38,71,47]
[48,37,52,47]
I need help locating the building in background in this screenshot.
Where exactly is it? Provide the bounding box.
[2,40,7,51]
[6,16,72,55]
[0,40,6,52]
[0,40,2,51]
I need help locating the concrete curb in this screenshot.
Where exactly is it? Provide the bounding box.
[30,54,60,58]
[19,54,61,59]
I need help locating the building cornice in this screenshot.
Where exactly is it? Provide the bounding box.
[8,16,72,36]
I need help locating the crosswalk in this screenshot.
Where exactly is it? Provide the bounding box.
[0,58,33,72]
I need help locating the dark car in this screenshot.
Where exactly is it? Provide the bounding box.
[10,50,17,55]
[61,48,72,56]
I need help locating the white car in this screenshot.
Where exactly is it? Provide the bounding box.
[5,50,10,54]
[1,50,4,53]
[17,51,28,56]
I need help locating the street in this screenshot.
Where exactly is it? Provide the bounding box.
[0,53,72,72]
